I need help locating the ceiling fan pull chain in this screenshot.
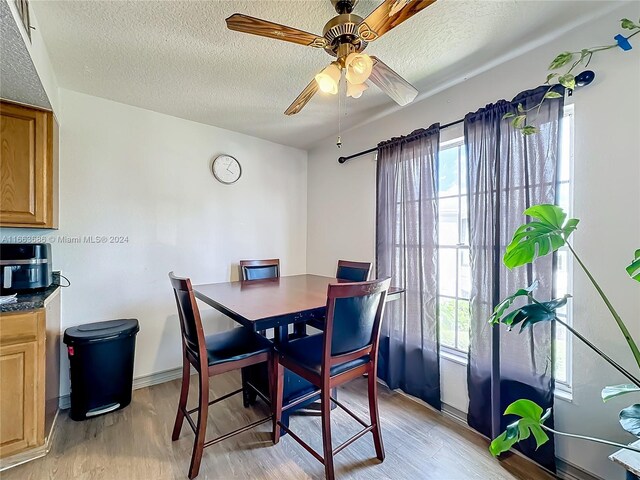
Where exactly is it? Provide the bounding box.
[337,73,343,148]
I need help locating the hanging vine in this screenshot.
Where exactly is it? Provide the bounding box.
[505,17,640,135]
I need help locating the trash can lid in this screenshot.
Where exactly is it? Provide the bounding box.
[64,319,139,345]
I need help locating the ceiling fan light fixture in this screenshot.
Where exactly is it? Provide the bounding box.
[346,81,368,99]
[345,52,373,84]
[315,63,342,94]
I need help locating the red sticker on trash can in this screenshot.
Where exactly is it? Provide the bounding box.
[68,346,74,356]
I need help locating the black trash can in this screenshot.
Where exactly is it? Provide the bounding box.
[63,319,139,421]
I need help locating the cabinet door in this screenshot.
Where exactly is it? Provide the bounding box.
[0,341,38,457]
[0,101,54,227]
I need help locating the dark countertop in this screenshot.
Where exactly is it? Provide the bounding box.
[1,285,60,313]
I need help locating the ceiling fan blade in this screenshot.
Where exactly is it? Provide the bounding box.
[368,56,418,106]
[357,0,437,42]
[284,78,318,115]
[226,14,327,48]
[284,77,319,116]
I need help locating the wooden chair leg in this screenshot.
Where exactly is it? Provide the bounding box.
[172,356,191,441]
[188,371,210,479]
[272,360,284,444]
[367,369,385,461]
[321,385,335,480]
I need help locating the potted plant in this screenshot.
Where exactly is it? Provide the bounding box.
[488,204,640,460]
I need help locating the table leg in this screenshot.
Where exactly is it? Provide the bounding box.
[273,325,288,344]
[241,367,258,407]
[293,322,307,339]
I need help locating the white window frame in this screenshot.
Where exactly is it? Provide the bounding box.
[554,104,575,399]
[437,136,471,358]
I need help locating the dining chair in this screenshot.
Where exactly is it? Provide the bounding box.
[169,272,275,479]
[238,258,282,406]
[335,259,372,282]
[272,277,391,480]
[307,260,372,331]
[239,258,280,281]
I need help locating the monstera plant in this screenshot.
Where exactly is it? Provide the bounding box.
[488,204,640,457]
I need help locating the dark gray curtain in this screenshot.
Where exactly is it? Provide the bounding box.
[376,124,441,409]
[465,85,564,472]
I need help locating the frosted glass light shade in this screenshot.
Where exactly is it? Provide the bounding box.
[315,63,341,95]
[345,53,373,84]
[346,81,368,99]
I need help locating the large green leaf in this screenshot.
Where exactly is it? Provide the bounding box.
[490,422,520,456]
[494,294,570,332]
[515,296,570,331]
[602,385,640,402]
[627,249,640,282]
[490,280,539,325]
[504,204,579,269]
[489,400,551,457]
[619,404,640,437]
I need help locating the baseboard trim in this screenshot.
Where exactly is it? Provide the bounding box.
[59,366,183,410]
[132,365,184,390]
[556,458,604,480]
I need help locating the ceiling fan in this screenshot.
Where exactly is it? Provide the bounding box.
[226,0,437,116]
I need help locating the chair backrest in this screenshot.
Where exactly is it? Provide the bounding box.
[169,272,206,362]
[240,259,280,281]
[322,278,391,371]
[336,260,371,282]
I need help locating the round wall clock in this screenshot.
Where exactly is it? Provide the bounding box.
[212,154,242,184]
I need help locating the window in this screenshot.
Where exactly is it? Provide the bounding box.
[437,105,574,389]
[553,104,574,388]
[437,138,470,354]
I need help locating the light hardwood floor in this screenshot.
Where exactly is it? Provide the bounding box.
[3,373,553,480]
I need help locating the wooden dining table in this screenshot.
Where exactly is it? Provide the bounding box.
[194,274,337,343]
[193,274,402,341]
[193,274,402,422]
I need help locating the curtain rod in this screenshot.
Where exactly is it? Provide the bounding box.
[337,73,594,165]
[337,118,464,164]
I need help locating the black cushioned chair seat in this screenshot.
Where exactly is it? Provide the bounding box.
[276,333,369,376]
[202,327,273,366]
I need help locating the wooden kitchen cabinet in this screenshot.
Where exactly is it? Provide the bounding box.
[0,310,45,458]
[0,100,59,228]
[0,289,60,464]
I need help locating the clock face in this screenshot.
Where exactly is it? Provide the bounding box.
[212,155,242,184]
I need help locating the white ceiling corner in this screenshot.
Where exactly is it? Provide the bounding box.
[31,0,618,149]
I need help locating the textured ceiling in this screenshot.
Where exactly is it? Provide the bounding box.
[0,0,51,109]
[32,0,616,149]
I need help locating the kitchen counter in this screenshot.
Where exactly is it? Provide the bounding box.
[0,285,61,313]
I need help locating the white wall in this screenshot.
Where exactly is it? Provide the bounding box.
[1,89,308,395]
[306,5,640,479]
